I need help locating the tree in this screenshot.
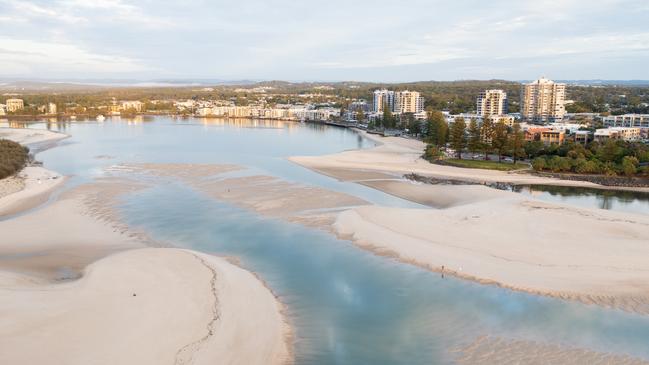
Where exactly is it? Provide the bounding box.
[481,117,494,159]
[467,118,482,156]
[449,117,467,159]
[491,121,509,162]
[508,123,526,164]
[382,107,395,129]
[356,110,365,122]
[622,156,639,176]
[408,116,421,136]
[426,110,448,147]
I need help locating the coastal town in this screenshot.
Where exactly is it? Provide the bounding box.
[2,0,649,363]
[3,77,648,180]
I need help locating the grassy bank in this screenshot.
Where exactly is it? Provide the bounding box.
[441,159,530,171]
[0,139,30,179]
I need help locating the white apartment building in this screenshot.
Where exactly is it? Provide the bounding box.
[594,127,641,142]
[477,89,508,117]
[521,77,566,123]
[196,104,339,121]
[373,89,395,113]
[0,104,5,116]
[47,102,57,115]
[5,98,24,112]
[122,101,145,112]
[394,91,425,114]
[603,114,649,130]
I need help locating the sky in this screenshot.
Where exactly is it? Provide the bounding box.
[0,0,648,82]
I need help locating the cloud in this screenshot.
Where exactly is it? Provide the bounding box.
[0,38,154,76]
[0,0,647,80]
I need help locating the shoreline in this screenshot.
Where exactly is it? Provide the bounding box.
[0,127,293,364]
[0,128,70,217]
[292,129,649,193]
[290,130,649,315]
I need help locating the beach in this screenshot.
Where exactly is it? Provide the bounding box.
[290,130,649,192]
[290,131,649,313]
[0,130,292,364]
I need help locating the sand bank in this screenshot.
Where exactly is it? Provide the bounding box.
[0,166,66,217]
[0,177,292,364]
[125,163,368,229]
[0,127,70,217]
[0,248,290,365]
[454,335,649,365]
[0,127,68,147]
[290,130,647,191]
[334,194,649,314]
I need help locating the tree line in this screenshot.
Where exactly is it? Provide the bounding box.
[423,111,525,163]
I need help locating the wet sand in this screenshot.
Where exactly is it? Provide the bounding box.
[0,129,292,364]
[454,336,649,365]
[288,132,649,314]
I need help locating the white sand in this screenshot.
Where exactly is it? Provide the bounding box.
[0,166,66,217]
[0,178,292,364]
[290,130,648,191]
[0,127,68,146]
[0,248,290,365]
[0,127,70,216]
[288,131,649,312]
[455,335,649,365]
[334,192,649,313]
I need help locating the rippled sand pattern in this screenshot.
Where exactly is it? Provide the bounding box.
[456,336,649,365]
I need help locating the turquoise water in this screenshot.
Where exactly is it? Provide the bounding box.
[9,117,649,363]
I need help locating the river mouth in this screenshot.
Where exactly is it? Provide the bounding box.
[8,117,649,364]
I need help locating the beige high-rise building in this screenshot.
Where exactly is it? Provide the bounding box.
[477,89,508,117]
[394,91,425,114]
[521,77,566,123]
[5,98,24,112]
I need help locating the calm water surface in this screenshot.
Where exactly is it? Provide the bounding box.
[7,117,649,364]
[513,184,649,215]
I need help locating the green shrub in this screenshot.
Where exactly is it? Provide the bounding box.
[0,139,30,179]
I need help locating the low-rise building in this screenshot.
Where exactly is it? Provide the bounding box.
[0,104,5,116]
[540,130,565,145]
[602,114,649,130]
[5,98,24,112]
[122,101,145,112]
[594,127,642,142]
[524,127,552,142]
[573,130,592,144]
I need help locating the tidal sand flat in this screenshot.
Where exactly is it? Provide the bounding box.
[0,248,290,365]
[291,132,649,314]
[125,163,369,229]
[0,135,292,364]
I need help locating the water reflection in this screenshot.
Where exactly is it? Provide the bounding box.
[513,185,649,215]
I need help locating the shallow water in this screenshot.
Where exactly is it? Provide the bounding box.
[9,117,649,363]
[512,184,649,215]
